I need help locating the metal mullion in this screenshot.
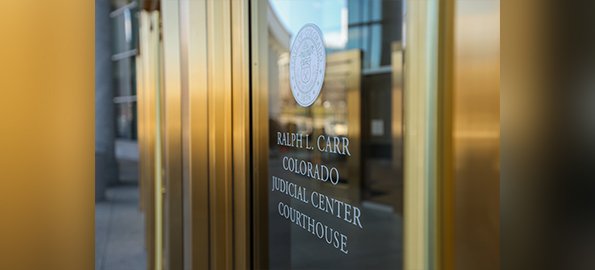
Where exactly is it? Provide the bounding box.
[250,0,270,268]
[181,0,210,269]
[206,0,234,268]
[161,0,185,269]
[230,0,251,268]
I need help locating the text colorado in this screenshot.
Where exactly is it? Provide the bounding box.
[282,156,341,185]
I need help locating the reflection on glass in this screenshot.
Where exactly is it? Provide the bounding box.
[267,1,404,269]
[112,7,138,140]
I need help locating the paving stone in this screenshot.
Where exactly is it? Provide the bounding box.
[95,185,146,270]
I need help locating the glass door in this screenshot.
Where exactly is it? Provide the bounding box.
[253,1,407,268]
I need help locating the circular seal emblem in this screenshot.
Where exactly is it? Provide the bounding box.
[290,24,326,107]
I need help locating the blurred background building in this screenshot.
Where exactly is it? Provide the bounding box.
[96,0,140,201]
[95,0,144,269]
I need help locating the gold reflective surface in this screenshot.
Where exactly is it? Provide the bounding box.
[453,1,500,269]
[161,1,184,268]
[137,11,164,270]
[177,0,253,269]
[403,1,440,269]
[0,1,93,269]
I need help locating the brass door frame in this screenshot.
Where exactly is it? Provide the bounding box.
[178,1,210,269]
[437,1,455,269]
[137,11,164,270]
[250,0,270,268]
[439,1,501,269]
[161,1,184,269]
[176,0,251,269]
[230,0,252,268]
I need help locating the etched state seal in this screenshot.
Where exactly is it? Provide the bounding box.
[290,24,326,107]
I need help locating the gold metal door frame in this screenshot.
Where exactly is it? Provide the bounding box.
[230,0,252,268]
[137,10,164,270]
[403,1,442,269]
[437,1,456,269]
[178,1,210,269]
[161,1,184,269]
[177,0,252,269]
[438,1,501,269]
[250,0,270,268]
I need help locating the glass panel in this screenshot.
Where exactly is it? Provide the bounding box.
[267,1,404,268]
[111,7,139,140]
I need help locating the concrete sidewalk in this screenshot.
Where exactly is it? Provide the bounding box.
[95,185,146,270]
